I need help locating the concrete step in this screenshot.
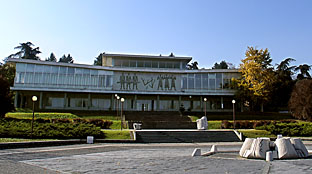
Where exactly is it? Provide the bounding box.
[135,130,241,143]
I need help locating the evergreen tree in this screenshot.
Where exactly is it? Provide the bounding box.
[94,53,103,66]
[212,60,229,69]
[45,52,57,62]
[59,54,74,63]
[8,42,41,60]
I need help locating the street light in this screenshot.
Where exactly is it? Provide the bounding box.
[31,96,37,137]
[116,96,120,119]
[203,97,207,117]
[120,98,125,130]
[232,99,236,129]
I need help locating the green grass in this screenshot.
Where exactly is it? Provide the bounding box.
[0,138,57,143]
[239,129,275,138]
[102,130,131,140]
[109,121,129,130]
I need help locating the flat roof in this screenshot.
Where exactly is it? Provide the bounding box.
[7,58,239,73]
[102,53,192,61]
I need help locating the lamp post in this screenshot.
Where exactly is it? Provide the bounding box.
[116,96,120,119]
[203,97,207,117]
[114,94,118,111]
[31,96,37,137]
[232,99,236,129]
[120,98,125,130]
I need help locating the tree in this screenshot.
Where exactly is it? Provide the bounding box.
[45,52,57,62]
[187,61,199,69]
[0,63,15,117]
[7,42,41,60]
[212,60,228,69]
[0,62,16,86]
[59,54,74,63]
[288,79,312,121]
[295,64,311,80]
[94,53,103,66]
[235,47,275,112]
[269,58,296,110]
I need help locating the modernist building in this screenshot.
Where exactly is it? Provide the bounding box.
[7,53,239,112]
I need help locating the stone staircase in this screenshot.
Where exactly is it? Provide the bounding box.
[125,111,196,129]
[135,130,241,143]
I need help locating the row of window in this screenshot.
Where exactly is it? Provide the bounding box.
[16,72,113,88]
[114,59,186,69]
[181,73,237,90]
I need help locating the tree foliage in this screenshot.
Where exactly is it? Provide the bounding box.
[235,47,275,111]
[288,79,312,121]
[295,64,311,80]
[94,53,103,66]
[212,60,228,69]
[7,42,41,60]
[59,54,74,63]
[187,61,199,69]
[0,63,15,117]
[45,52,57,62]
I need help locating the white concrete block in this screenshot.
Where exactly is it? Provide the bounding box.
[87,136,94,144]
[192,148,201,157]
[266,151,273,161]
[210,145,218,153]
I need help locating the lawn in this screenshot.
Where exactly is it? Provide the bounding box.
[0,138,57,143]
[238,129,275,138]
[102,130,131,140]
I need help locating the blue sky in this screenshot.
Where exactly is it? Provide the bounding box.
[1,0,311,69]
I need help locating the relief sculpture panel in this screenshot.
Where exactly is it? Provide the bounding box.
[113,72,181,92]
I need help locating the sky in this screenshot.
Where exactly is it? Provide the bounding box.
[1,0,312,69]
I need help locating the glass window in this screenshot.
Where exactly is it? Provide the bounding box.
[152,61,158,68]
[83,68,90,75]
[26,64,35,72]
[114,59,121,67]
[159,61,166,68]
[98,75,105,87]
[137,61,144,67]
[195,74,201,89]
[182,76,187,89]
[122,60,129,67]
[16,63,26,72]
[174,62,180,69]
[68,67,75,74]
[51,66,59,73]
[144,61,151,68]
[202,74,208,89]
[130,60,136,67]
[106,75,112,87]
[216,73,222,89]
[166,62,173,69]
[188,74,194,89]
[35,65,45,72]
[209,79,215,90]
[76,68,83,74]
[59,66,67,74]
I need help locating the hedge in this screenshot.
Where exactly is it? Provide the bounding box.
[257,122,312,137]
[0,119,105,139]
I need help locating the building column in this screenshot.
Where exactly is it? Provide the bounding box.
[178,95,181,109]
[134,95,137,111]
[200,96,203,111]
[110,94,114,111]
[64,93,67,108]
[14,92,19,108]
[156,95,160,111]
[39,92,43,109]
[20,93,24,108]
[88,93,91,109]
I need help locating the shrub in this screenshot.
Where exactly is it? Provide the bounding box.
[257,122,312,137]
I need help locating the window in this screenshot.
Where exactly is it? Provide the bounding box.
[26,64,35,72]
[195,74,201,89]
[216,73,222,89]
[173,62,180,69]
[16,63,26,72]
[68,67,75,74]
[188,74,195,89]
[122,60,129,67]
[99,75,105,87]
[137,61,144,67]
[130,60,136,67]
[114,59,122,67]
[152,61,158,68]
[182,76,187,89]
[159,62,166,68]
[144,61,151,68]
[209,73,216,90]
[106,75,112,87]
[202,74,208,89]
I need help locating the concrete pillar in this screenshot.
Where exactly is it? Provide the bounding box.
[134,95,137,111]
[156,95,160,111]
[110,94,114,111]
[14,92,19,108]
[20,93,24,108]
[178,95,182,108]
[39,92,43,109]
[88,93,91,109]
[200,96,203,111]
[64,93,67,108]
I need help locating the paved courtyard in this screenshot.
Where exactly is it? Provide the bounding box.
[0,143,312,173]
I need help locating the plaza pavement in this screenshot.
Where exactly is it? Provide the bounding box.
[0,142,312,173]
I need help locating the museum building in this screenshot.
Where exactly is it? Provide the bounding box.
[7,53,240,112]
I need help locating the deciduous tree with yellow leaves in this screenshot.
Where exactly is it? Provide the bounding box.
[236,47,276,112]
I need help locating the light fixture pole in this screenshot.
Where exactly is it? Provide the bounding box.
[116,96,120,119]
[31,96,38,137]
[203,97,207,117]
[232,99,236,129]
[120,98,125,130]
